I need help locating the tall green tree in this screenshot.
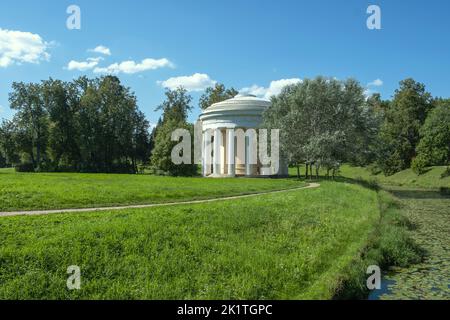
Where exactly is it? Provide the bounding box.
[9,82,49,170]
[0,119,20,165]
[377,78,433,175]
[7,76,151,173]
[42,79,80,168]
[412,99,450,173]
[199,83,239,110]
[264,77,374,179]
[151,87,197,176]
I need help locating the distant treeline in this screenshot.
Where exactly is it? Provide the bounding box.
[0,77,449,177]
[0,76,151,173]
[264,77,450,178]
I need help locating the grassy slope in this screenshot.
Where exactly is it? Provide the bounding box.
[0,182,379,299]
[0,168,303,211]
[339,165,450,189]
[335,165,448,299]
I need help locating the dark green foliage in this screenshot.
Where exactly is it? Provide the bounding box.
[199,83,239,110]
[151,120,197,176]
[415,99,450,168]
[441,166,450,179]
[411,155,428,175]
[2,76,151,173]
[151,88,197,176]
[0,153,5,168]
[353,176,381,191]
[367,163,382,175]
[440,187,450,196]
[377,79,433,175]
[14,162,35,172]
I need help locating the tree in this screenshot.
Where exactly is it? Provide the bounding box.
[412,99,450,174]
[9,82,49,170]
[263,77,374,179]
[151,87,197,176]
[42,79,80,168]
[6,76,151,173]
[0,119,20,166]
[131,110,152,171]
[199,83,239,110]
[377,78,433,175]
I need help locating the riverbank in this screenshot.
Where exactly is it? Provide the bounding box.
[369,187,450,300]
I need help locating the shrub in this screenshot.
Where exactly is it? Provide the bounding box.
[354,176,380,191]
[14,162,35,172]
[367,163,382,175]
[440,187,450,196]
[441,166,450,179]
[411,156,427,175]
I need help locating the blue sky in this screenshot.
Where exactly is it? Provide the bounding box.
[1,0,449,125]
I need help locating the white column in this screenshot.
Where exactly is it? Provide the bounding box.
[213,128,221,175]
[220,129,226,174]
[246,135,252,176]
[227,129,235,177]
[202,132,206,176]
[204,130,212,176]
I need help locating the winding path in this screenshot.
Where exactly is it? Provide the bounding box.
[0,183,320,218]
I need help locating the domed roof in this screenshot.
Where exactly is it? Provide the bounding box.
[199,94,271,128]
[205,94,271,112]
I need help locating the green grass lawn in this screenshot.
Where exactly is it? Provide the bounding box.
[0,168,304,211]
[0,182,379,299]
[339,165,450,190]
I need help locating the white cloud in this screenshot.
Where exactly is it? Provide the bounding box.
[368,78,383,87]
[0,28,51,67]
[157,73,216,92]
[364,79,383,98]
[67,57,103,71]
[241,78,302,100]
[89,45,111,56]
[364,88,375,97]
[149,122,157,130]
[94,58,174,74]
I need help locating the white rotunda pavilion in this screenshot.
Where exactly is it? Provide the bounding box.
[199,94,288,178]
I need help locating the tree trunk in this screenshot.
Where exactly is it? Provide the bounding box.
[132,157,137,174]
[305,163,309,180]
[36,142,41,171]
[36,123,42,171]
[30,152,36,169]
[296,164,300,180]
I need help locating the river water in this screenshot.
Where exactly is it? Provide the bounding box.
[368,187,450,300]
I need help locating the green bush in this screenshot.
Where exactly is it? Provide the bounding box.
[354,176,380,191]
[367,163,382,175]
[440,187,450,196]
[14,162,35,172]
[441,166,450,179]
[411,156,427,175]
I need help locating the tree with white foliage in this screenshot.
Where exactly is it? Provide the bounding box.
[263,76,376,179]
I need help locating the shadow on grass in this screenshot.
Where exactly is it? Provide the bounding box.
[387,189,448,200]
